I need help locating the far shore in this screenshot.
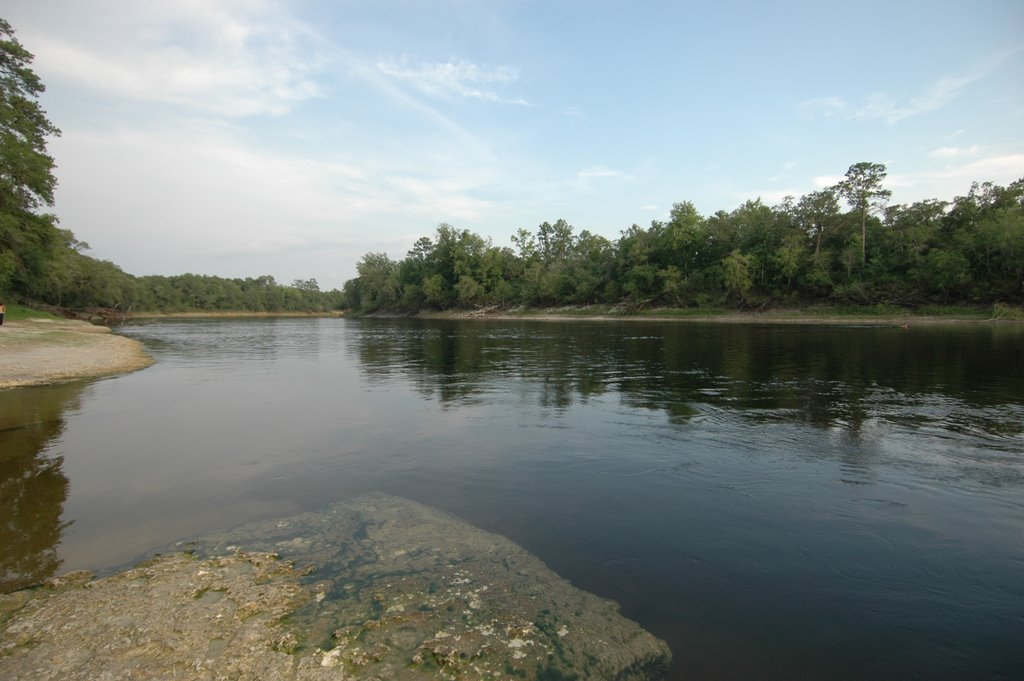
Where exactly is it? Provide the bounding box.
[127,310,345,319]
[121,305,1024,326]
[363,305,1021,326]
[0,318,153,389]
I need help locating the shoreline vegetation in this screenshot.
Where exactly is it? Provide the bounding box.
[85,301,1024,325]
[46,302,1024,325]
[355,302,1024,325]
[128,309,346,319]
[121,301,1024,325]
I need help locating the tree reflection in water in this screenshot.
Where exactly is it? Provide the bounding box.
[350,318,1024,439]
[0,383,82,592]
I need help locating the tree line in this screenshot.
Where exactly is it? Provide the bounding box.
[42,239,344,312]
[0,19,342,314]
[344,167,1024,314]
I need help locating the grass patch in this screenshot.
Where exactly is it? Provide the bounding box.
[991,302,1024,320]
[3,305,59,321]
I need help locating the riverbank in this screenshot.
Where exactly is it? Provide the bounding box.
[129,310,345,319]
[374,303,1022,326]
[0,319,153,389]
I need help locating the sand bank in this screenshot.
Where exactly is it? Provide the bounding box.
[0,319,153,389]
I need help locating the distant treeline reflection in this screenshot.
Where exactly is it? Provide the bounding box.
[350,319,1024,438]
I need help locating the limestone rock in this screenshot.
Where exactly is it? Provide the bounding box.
[0,552,306,680]
[1,494,671,680]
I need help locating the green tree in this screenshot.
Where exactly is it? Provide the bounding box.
[722,249,753,301]
[837,162,891,267]
[664,201,705,275]
[350,252,400,312]
[0,19,62,297]
[774,233,806,290]
[455,275,484,306]
[796,188,840,258]
[537,219,575,263]
[920,248,970,301]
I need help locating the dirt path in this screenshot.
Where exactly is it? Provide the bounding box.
[0,319,153,389]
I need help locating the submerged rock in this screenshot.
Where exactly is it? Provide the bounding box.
[0,493,671,680]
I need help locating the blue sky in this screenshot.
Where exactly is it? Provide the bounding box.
[7,0,1023,289]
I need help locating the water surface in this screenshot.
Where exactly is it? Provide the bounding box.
[3,318,1022,680]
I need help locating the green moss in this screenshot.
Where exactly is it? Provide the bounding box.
[504,662,528,678]
[537,662,579,681]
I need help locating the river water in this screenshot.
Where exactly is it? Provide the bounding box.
[2,317,1022,680]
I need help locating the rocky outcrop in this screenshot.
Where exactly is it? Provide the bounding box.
[0,552,308,680]
[1,494,671,680]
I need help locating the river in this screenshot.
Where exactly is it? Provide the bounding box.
[2,317,1022,680]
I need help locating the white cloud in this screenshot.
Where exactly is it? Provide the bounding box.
[929,145,981,158]
[881,154,1024,206]
[577,166,624,179]
[567,166,636,197]
[375,59,527,105]
[813,175,844,188]
[23,0,325,117]
[732,189,799,205]
[927,154,1024,182]
[854,72,979,124]
[48,122,498,287]
[7,0,526,286]
[799,49,1020,125]
[795,96,847,120]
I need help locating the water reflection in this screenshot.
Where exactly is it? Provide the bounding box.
[350,319,1024,443]
[0,383,83,592]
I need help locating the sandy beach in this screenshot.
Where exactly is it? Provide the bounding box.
[0,319,153,389]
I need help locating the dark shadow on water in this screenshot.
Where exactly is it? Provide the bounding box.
[0,382,85,592]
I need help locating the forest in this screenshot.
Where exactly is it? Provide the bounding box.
[343,169,1024,314]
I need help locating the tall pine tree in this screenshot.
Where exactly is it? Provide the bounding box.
[0,18,62,299]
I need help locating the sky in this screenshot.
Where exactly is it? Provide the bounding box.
[5,0,1024,290]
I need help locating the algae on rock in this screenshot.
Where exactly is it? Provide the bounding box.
[1,493,671,680]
